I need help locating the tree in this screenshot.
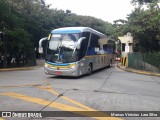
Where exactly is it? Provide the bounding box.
[1,0,116,68]
[131,0,160,9]
[132,0,160,4]
[127,3,160,52]
[112,19,130,41]
[6,28,33,65]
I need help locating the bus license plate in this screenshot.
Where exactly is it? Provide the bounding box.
[55,71,62,75]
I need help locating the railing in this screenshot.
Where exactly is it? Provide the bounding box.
[128,52,160,73]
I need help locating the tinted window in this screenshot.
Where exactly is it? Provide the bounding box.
[79,32,90,59]
[87,33,100,55]
[90,34,100,48]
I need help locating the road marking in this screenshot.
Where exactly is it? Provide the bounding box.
[37,84,98,110]
[0,84,42,88]
[0,118,5,120]
[0,92,122,120]
[37,84,59,96]
[0,83,122,120]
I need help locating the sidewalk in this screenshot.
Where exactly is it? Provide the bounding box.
[117,63,160,77]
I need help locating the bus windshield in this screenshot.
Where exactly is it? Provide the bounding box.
[46,33,80,63]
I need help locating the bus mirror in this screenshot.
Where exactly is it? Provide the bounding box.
[77,37,86,49]
[38,47,43,53]
[38,37,47,53]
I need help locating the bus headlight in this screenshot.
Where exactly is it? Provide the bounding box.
[71,65,76,69]
[45,63,49,67]
[45,63,52,68]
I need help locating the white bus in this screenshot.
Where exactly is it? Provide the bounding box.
[39,27,115,77]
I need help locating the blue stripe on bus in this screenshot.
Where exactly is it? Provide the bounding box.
[51,30,81,34]
[45,61,69,66]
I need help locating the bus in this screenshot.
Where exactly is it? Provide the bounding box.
[39,27,116,77]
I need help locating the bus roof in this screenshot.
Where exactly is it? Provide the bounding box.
[51,27,107,37]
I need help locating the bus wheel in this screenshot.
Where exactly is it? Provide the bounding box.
[87,63,92,75]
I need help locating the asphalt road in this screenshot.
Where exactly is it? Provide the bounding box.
[0,64,160,120]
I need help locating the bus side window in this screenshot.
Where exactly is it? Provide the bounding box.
[79,32,90,59]
[88,33,100,55]
[103,44,107,52]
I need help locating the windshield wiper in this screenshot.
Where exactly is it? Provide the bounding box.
[72,45,77,59]
[57,39,62,61]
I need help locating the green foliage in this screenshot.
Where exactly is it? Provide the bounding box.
[7,28,32,50]
[127,3,160,52]
[63,14,115,36]
[113,1,160,52]
[112,19,129,40]
[145,52,160,68]
[1,0,160,66]
[0,0,116,67]
[131,0,160,5]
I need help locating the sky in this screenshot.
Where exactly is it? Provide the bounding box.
[45,0,135,23]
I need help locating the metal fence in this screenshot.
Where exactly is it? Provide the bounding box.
[128,52,160,73]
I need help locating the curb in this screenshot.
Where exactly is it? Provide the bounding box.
[117,64,160,77]
[0,66,42,72]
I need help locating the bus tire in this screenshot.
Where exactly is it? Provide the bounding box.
[87,63,93,75]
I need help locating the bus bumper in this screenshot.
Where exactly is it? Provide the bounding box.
[44,66,80,77]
